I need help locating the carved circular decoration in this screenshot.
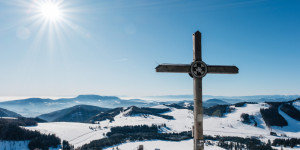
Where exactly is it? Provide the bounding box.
[190,61,207,78]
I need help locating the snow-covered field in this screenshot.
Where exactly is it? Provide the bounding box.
[273,106,300,138]
[103,139,225,150]
[294,101,300,111]
[26,103,300,148]
[204,104,271,139]
[103,139,300,150]
[98,107,169,128]
[26,122,109,148]
[0,117,17,119]
[96,105,193,133]
[203,103,300,141]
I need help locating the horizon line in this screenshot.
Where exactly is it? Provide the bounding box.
[0,94,299,102]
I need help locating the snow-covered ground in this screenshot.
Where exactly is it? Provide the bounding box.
[163,107,193,132]
[96,106,193,133]
[25,122,109,148]
[103,139,225,150]
[204,103,300,141]
[272,106,300,138]
[294,101,300,111]
[26,103,300,148]
[273,146,300,150]
[204,104,270,139]
[0,117,17,119]
[98,107,168,128]
[103,139,300,150]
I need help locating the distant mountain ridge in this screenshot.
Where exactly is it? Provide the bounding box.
[0,94,154,117]
[38,105,175,123]
[38,105,109,122]
[148,94,300,103]
[203,99,229,108]
[0,107,22,118]
[0,94,299,117]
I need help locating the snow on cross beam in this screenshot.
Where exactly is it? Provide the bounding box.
[155,31,239,150]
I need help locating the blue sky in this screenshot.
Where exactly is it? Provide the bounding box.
[0,0,299,98]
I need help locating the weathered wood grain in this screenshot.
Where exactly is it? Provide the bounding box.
[155,64,191,73]
[207,65,239,74]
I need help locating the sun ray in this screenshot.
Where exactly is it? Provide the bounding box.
[2,0,89,56]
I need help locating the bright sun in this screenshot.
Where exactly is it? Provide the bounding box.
[39,2,62,21]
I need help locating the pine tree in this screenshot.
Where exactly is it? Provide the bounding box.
[230,142,233,150]
[267,139,271,146]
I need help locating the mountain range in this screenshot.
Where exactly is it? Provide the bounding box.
[0,94,299,117]
[0,95,154,117]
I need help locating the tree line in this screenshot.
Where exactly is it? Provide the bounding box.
[0,118,73,150]
[81,124,191,150]
[81,124,278,150]
[272,138,300,148]
[260,102,288,127]
[280,103,300,121]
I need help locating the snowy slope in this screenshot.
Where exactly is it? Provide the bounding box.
[25,122,110,148]
[272,105,300,138]
[103,139,300,150]
[163,107,193,132]
[204,103,300,141]
[294,101,300,111]
[204,103,270,138]
[150,104,169,109]
[103,139,225,150]
[26,103,300,148]
[96,106,193,133]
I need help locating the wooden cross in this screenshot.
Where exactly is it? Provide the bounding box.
[155,31,238,150]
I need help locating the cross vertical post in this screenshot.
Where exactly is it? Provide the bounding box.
[193,31,204,150]
[155,31,239,150]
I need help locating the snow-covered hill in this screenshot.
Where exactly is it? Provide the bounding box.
[25,101,300,149]
[25,122,109,148]
[103,139,300,150]
[294,101,300,111]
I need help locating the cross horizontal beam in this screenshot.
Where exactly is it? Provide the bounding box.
[155,64,190,73]
[207,65,239,74]
[156,64,239,74]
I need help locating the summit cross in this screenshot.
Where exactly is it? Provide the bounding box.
[155,31,239,150]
